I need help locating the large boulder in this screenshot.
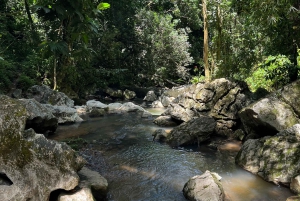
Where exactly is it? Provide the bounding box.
[239,96,300,139]
[236,124,300,187]
[119,102,152,118]
[279,79,300,116]
[19,98,58,134]
[183,170,224,201]
[0,95,85,201]
[44,105,83,124]
[167,115,216,147]
[163,103,197,122]
[26,85,74,107]
[162,79,250,136]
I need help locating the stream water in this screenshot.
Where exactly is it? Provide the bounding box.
[49,108,294,201]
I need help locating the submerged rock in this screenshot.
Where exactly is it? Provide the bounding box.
[0,95,85,201]
[183,170,224,201]
[236,124,300,187]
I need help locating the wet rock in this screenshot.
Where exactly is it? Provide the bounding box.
[19,98,58,134]
[183,170,224,201]
[153,116,179,127]
[239,96,300,139]
[0,95,85,201]
[143,90,157,102]
[26,85,74,107]
[167,115,216,147]
[123,89,136,100]
[236,124,300,187]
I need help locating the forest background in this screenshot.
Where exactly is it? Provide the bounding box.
[0,0,300,98]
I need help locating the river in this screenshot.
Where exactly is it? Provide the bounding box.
[49,108,294,201]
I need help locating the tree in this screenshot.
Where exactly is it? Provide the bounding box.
[202,0,210,81]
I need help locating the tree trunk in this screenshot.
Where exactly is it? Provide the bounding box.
[53,57,57,90]
[202,0,211,81]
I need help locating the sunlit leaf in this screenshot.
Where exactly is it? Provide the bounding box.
[97,3,110,10]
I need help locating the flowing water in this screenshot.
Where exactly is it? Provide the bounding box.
[49,109,294,201]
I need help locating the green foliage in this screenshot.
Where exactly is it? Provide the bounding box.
[246,68,273,92]
[17,74,36,90]
[135,9,193,86]
[190,75,205,84]
[246,55,298,92]
[97,2,110,10]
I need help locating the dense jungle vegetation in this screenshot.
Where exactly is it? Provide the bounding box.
[0,0,300,98]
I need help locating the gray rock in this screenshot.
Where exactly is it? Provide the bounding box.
[89,108,106,118]
[291,175,300,194]
[151,100,164,108]
[279,79,300,116]
[44,105,83,124]
[152,129,169,141]
[107,103,123,114]
[183,170,224,201]
[236,124,300,186]
[12,89,22,99]
[123,89,136,100]
[143,90,157,102]
[86,100,108,112]
[58,188,95,201]
[163,103,197,122]
[153,116,178,127]
[160,95,175,107]
[239,96,300,138]
[167,115,216,147]
[19,98,58,134]
[78,167,108,200]
[26,85,74,107]
[0,95,85,201]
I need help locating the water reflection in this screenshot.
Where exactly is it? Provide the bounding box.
[50,112,294,201]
